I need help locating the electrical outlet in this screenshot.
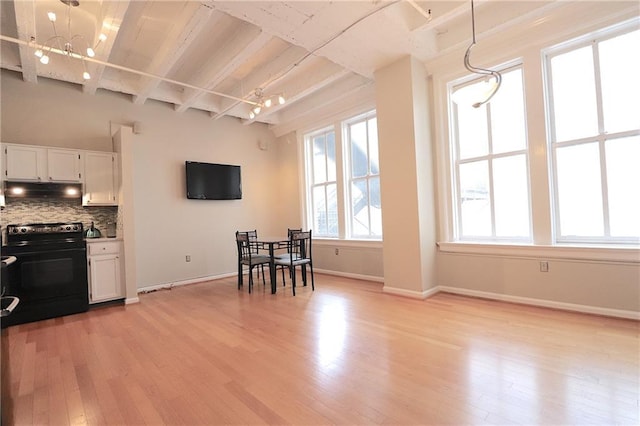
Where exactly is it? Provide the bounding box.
[186,255,191,262]
[335,248,339,255]
[539,261,548,272]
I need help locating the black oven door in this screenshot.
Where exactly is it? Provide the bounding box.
[3,247,88,327]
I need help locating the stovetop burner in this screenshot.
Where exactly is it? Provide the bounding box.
[5,222,85,249]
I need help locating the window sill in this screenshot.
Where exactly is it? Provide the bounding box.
[314,238,383,249]
[437,241,639,264]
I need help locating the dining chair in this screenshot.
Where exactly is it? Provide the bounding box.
[274,228,302,286]
[236,231,271,293]
[274,230,314,296]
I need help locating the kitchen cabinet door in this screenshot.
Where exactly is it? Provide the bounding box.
[4,144,46,181]
[83,151,117,206]
[47,149,82,182]
[88,253,122,303]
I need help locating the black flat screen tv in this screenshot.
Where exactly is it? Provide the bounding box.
[185,161,242,200]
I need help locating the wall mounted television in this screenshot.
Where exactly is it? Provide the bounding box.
[185,161,242,200]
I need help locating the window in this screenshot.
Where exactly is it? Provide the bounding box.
[304,111,382,240]
[345,113,382,238]
[450,66,531,241]
[307,129,338,237]
[545,27,640,243]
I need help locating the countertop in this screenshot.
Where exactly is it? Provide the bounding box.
[85,237,123,242]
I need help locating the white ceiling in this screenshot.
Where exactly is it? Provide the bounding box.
[1,1,633,135]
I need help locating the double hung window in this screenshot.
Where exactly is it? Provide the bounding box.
[344,113,382,238]
[304,111,382,240]
[545,27,640,243]
[308,129,338,238]
[447,21,639,247]
[450,66,531,241]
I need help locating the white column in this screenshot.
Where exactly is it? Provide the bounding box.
[375,56,437,297]
[113,125,139,304]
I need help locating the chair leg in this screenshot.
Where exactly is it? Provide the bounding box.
[310,263,315,291]
[301,264,307,286]
[248,266,253,294]
[291,266,296,296]
[280,266,286,286]
[261,264,266,286]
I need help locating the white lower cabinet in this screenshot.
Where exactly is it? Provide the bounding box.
[87,240,124,304]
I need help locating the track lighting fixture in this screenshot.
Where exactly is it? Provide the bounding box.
[248,88,286,119]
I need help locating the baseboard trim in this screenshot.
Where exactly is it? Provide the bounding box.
[438,286,640,320]
[382,285,439,299]
[314,268,384,283]
[124,297,140,305]
[137,272,236,294]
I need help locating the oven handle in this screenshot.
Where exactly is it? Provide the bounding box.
[0,296,20,317]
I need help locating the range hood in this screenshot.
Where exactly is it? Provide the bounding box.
[4,182,82,199]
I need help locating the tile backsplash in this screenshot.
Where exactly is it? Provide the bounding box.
[1,198,117,242]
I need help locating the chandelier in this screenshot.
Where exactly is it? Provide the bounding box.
[248,88,286,120]
[33,0,107,81]
[452,0,502,108]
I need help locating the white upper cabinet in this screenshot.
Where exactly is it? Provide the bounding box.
[47,149,82,182]
[4,144,47,181]
[2,143,119,207]
[3,144,82,183]
[83,151,118,206]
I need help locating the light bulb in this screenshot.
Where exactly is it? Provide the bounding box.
[249,111,255,119]
[278,95,285,105]
[47,12,56,22]
[40,55,50,65]
[253,105,261,115]
[83,71,91,80]
[98,33,107,42]
[34,49,43,58]
[86,47,95,57]
[264,98,272,108]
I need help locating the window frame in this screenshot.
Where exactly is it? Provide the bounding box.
[302,109,382,241]
[342,111,382,239]
[543,22,640,245]
[449,63,533,243]
[304,126,339,238]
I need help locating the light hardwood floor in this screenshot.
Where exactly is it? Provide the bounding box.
[4,273,639,425]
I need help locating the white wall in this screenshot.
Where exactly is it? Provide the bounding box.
[1,70,292,290]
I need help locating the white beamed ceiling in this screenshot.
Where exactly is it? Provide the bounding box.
[1,1,637,136]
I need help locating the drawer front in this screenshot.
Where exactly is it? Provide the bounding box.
[88,241,120,256]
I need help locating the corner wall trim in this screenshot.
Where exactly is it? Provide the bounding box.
[437,286,640,320]
[125,297,140,305]
[383,285,439,299]
[315,268,384,283]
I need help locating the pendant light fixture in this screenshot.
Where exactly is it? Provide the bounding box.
[33,0,107,81]
[452,0,502,108]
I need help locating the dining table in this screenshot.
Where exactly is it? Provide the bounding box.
[254,236,289,294]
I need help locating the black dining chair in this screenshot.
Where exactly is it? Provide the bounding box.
[274,230,314,296]
[274,228,302,286]
[236,231,271,293]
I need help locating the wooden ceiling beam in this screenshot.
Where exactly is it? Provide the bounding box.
[13,0,38,83]
[174,27,272,113]
[131,2,214,104]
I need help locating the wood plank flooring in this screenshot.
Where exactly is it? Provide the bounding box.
[4,274,639,425]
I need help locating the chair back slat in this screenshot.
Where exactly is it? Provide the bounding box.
[289,230,312,262]
[236,230,259,257]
